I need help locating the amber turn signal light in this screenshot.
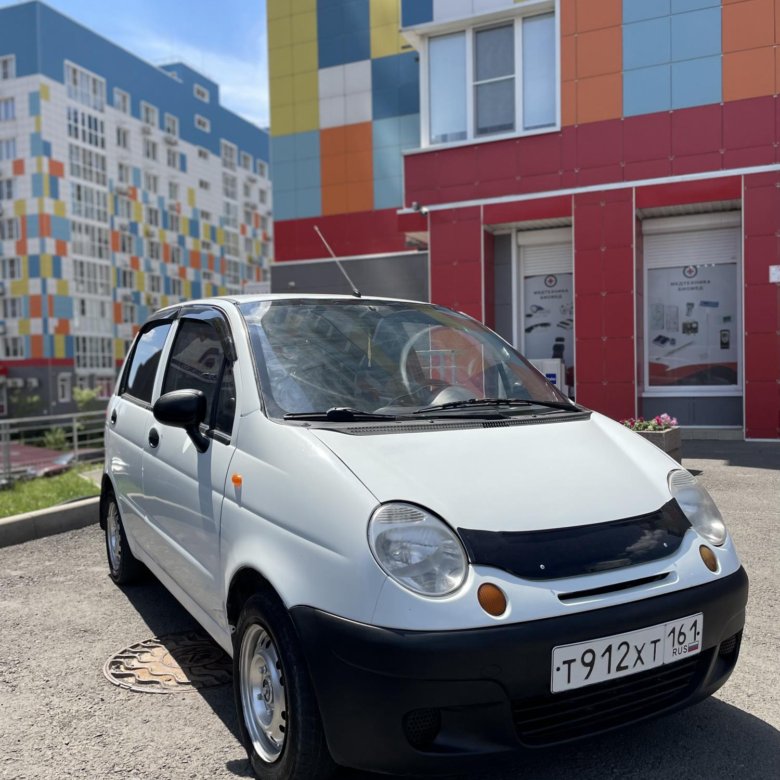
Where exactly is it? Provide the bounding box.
[478,583,507,617]
[231,473,243,487]
[699,545,718,572]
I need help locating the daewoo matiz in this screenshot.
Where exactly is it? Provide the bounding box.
[102,295,748,779]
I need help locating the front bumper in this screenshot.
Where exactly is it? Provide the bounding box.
[291,567,748,775]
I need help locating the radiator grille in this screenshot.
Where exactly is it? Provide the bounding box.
[512,652,708,746]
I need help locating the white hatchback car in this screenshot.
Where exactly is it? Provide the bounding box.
[102,295,748,779]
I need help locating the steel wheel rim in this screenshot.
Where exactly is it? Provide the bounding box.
[240,623,287,763]
[106,502,122,572]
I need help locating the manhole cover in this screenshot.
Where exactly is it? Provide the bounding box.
[103,631,232,694]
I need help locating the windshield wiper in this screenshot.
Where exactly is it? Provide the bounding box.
[414,397,579,415]
[284,407,399,422]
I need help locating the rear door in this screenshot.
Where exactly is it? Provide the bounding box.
[106,317,174,549]
[140,306,238,622]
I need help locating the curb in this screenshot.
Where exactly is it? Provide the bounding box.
[0,496,100,549]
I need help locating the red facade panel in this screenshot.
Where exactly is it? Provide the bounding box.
[743,172,780,439]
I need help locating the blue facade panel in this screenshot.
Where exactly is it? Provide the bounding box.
[0,2,39,76]
[623,0,670,23]
[671,7,721,62]
[372,52,420,120]
[623,18,670,71]
[671,56,721,109]
[401,0,433,27]
[317,0,370,69]
[624,65,671,116]
[671,0,720,12]
[53,296,72,319]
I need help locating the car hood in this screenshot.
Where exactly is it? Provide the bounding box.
[310,412,679,532]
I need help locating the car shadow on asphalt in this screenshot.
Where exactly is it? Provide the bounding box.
[683,440,780,472]
[116,574,780,780]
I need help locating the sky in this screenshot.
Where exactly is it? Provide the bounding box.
[0,0,270,128]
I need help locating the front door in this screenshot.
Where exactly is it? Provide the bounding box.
[141,307,238,623]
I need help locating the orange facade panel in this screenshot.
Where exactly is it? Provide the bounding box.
[724,47,776,101]
[574,0,620,32]
[30,335,43,359]
[577,73,622,124]
[723,0,775,52]
[576,26,622,79]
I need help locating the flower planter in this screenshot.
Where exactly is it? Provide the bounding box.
[636,427,682,463]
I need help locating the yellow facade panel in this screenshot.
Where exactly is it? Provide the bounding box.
[136,271,145,291]
[271,75,295,108]
[187,187,196,207]
[11,279,27,295]
[370,0,398,29]
[293,71,318,104]
[271,105,296,136]
[14,199,25,216]
[54,334,65,358]
[291,11,317,44]
[181,216,190,236]
[291,42,318,75]
[291,0,316,16]
[56,279,68,295]
[17,319,30,336]
[133,202,143,222]
[371,23,404,58]
[268,15,293,50]
[267,0,292,20]
[34,115,42,133]
[270,45,294,79]
[294,99,319,133]
[39,83,49,101]
[54,201,66,217]
[40,254,52,278]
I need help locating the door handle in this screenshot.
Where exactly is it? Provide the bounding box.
[110,409,117,425]
[148,427,160,448]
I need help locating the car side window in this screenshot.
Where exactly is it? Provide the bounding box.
[121,322,172,404]
[162,316,235,436]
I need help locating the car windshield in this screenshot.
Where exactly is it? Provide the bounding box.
[239,299,572,419]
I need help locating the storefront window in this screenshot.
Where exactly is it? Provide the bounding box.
[647,262,738,387]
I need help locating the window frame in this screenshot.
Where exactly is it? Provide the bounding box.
[417,1,559,150]
[118,317,175,407]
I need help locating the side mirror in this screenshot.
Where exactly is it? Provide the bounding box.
[153,389,209,453]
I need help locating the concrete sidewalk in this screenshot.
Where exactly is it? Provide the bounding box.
[0,439,777,550]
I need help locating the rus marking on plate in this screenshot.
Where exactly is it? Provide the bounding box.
[103,631,232,694]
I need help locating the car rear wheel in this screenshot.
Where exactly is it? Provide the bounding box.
[233,592,335,780]
[104,494,142,585]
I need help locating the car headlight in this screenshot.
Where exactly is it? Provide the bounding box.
[368,502,468,596]
[668,469,727,546]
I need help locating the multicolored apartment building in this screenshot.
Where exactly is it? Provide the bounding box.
[0,1,272,416]
[268,0,780,440]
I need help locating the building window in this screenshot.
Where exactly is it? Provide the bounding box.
[425,11,556,146]
[166,147,178,168]
[71,182,108,222]
[117,162,131,185]
[118,230,134,254]
[257,160,267,178]
[168,180,179,201]
[141,101,158,127]
[74,336,113,370]
[224,229,239,257]
[0,177,14,200]
[1,336,24,359]
[116,126,129,149]
[0,55,15,81]
[222,173,237,200]
[1,296,22,318]
[240,152,252,170]
[121,302,136,323]
[65,62,106,112]
[171,245,182,265]
[0,98,14,122]
[147,273,162,293]
[643,218,742,393]
[201,209,212,222]
[143,172,159,193]
[0,217,19,240]
[198,147,209,160]
[221,140,237,170]
[0,256,21,279]
[67,107,106,148]
[170,277,183,297]
[168,207,180,233]
[75,297,111,333]
[117,268,135,289]
[223,201,238,229]
[71,222,110,259]
[57,373,72,404]
[68,144,107,185]
[73,258,111,295]
[258,187,267,205]
[195,114,211,133]
[113,88,130,114]
[143,138,158,161]
[198,179,210,191]
[194,83,210,102]
[0,137,16,160]
[148,239,161,260]
[116,194,132,219]
[164,113,179,136]
[146,206,160,227]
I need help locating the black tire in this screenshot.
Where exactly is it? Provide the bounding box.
[233,592,335,780]
[103,491,142,585]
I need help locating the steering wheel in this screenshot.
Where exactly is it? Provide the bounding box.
[400,325,441,392]
[385,379,452,407]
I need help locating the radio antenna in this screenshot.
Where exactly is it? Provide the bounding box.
[314,225,361,298]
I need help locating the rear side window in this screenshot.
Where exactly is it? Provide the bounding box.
[162,317,234,433]
[122,323,172,403]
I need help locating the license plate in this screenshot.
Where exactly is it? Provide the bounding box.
[551,613,703,693]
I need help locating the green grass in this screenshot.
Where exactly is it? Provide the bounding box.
[0,468,100,518]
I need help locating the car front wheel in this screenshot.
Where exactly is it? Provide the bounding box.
[233,592,335,780]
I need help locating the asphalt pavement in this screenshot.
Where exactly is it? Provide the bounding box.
[0,440,778,780]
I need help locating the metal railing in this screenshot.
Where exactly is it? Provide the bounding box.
[0,410,106,483]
